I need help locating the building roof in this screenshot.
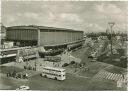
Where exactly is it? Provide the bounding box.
[7,25,38,30]
[7,25,83,32]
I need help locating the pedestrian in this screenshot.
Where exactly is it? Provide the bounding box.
[7,73,9,77]
[74,68,77,72]
[87,68,89,71]
[15,74,18,79]
[22,74,25,79]
[122,74,125,80]
[32,67,34,70]
[21,73,23,79]
[19,73,22,79]
[17,73,19,78]
[25,73,28,79]
[9,72,11,77]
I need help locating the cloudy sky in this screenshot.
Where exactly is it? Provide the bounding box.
[1,1,128,32]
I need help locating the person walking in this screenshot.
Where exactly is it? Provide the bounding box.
[25,73,28,79]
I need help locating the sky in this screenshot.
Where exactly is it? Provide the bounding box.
[1,1,128,33]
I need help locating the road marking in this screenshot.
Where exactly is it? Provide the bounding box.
[101,71,107,79]
[93,70,125,82]
[110,73,115,80]
[108,73,113,79]
[116,74,120,81]
[118,76,123,81]
[103,71,108,78]
[113,74,118,80]
[106,73,111,79]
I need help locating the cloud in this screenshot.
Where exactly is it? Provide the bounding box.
[84,23,104,32]
[1,1,127,33]
[114,23,127,32]
[17,12,39,19]
[2,15,16,25]
[95,3,122,14]
[95,3,127,24]
[25,13,39,19]
[59,13,82,23]
[7,16,15,23]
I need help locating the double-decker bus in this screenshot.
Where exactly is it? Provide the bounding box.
[0,49,17,58]
[40,67,66,81]
[0,49,17,64]
[0,46,33,64]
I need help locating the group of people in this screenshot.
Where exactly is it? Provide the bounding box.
[6,71,28,79]
[24,65,36,71]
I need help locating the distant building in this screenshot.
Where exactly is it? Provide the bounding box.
[0,23,6,39]
[6,25,84,49]
[0,23,6,47]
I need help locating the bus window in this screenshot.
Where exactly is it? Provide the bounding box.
[41,67,66,80]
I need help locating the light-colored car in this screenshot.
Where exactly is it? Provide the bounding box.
[16,85,30,90]
[91,57,97,62]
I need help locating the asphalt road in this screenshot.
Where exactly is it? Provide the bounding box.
[28,73,90,90]
[0,45,125,90]
[1,73,90,90]
[1,71,120,90]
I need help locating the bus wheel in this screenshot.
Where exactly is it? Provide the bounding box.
[54,77,57,80]
[44,75,47,78]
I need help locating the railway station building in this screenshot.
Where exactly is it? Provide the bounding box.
[6,25,84,49]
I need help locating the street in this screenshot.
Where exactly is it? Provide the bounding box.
[0,45,126,90]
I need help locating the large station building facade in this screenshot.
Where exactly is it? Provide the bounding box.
[6,25,84,49]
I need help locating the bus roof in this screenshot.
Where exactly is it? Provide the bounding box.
[43,66,65,71]
[0,46,31,52]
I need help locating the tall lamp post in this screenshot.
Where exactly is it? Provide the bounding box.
[108,22,115,55]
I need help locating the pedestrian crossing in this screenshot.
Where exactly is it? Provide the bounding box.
[93,70,127,82]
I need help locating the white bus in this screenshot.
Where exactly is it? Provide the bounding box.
[41,67,66,81]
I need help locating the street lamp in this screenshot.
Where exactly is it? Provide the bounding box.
[108,22,115,55]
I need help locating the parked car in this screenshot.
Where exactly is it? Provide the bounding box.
[88,55,93,58]
[16,85,30,90]
[91,57,97,62]
[62,63,69,67]
[70,61,75,64]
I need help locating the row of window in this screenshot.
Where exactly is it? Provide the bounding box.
[42,72,65,77]
[7,29,38,40]
[1,50,17,55]
[43,68,64,72]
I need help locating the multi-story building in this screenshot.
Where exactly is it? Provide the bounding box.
[6,25,84,49]
[0,23,6,44]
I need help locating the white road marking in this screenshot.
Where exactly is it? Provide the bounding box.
[93,70,125,82]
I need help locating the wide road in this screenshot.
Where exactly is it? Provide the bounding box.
[1,73,90,90]
[0,45,123,90]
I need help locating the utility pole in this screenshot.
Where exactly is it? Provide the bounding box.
[24,48,29,66]
[108,22,115,55]
[35,48,39,71]
[0,23,1,49]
